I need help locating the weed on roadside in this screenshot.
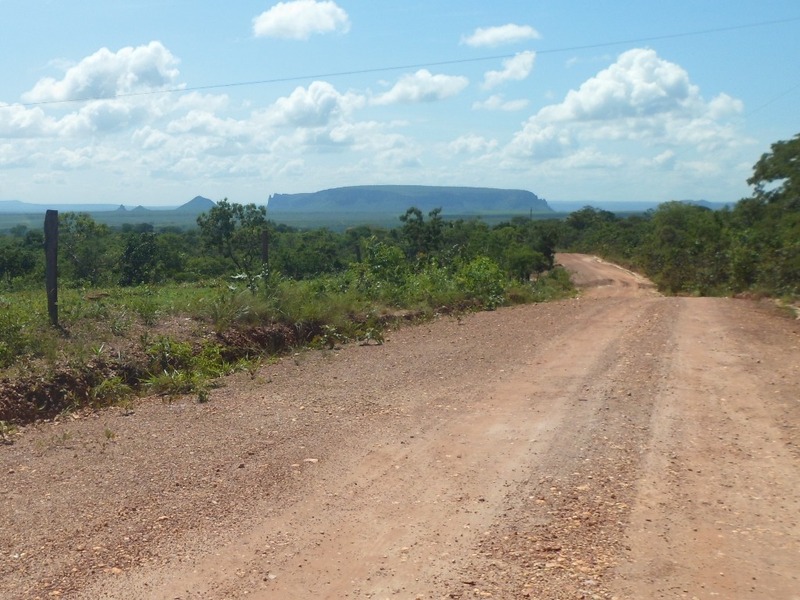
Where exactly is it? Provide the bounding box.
[313,324,349,349]
[133,296,160,326]
[91,376,134,407]
[110,310,132,336]
[206,288,254,331]
[359,326,385,345]
[50,430,74,449]
[146,336,194,372]
[0,420,17,444]
[145,369,205,398]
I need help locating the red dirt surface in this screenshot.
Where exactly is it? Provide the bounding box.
[1,253,798,599]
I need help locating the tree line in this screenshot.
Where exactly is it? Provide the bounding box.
[562,133,799,297]
[0,202,559,292]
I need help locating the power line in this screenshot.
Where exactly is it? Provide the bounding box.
[8,15,800,108]
[537,15,800,55]
[745,81,800,117]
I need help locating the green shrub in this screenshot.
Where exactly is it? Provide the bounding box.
[0,296,38,368]
[206,287,255,330]
[145,369,205,397]
[91,376,134,406]
[348,239,409,304]
[195,343,236,378]
[402,262,461,308]
[146,336,194,372]
[456,256,506,310]
[529,267,577,302]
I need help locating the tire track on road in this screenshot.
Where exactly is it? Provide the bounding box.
[442,296,678,599]
[618,298,800,600]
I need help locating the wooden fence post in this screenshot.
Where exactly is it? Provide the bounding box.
[44,210,58,327]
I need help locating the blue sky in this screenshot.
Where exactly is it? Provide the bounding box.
[1,1,798,207]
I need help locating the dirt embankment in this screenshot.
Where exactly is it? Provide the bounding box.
[1,253,798,599]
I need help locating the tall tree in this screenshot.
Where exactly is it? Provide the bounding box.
[119,232,159,286]
[196,199,269,286]
[738,132,800,293]
[747,133,800,207]
[399,207,444,260]
[59,213,115,286]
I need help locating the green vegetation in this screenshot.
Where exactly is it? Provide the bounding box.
[562,133,800,297]
[0,203,573,425]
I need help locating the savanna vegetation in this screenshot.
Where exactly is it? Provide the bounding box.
[562,133,799,298]
[0,200,571,428]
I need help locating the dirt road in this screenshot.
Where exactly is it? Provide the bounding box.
[1,253,798,599]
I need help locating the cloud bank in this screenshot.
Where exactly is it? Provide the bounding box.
[0,36,749,203]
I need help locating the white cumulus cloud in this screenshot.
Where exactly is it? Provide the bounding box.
[461,24,540,48]
[472,95,528,111]
[507,48,744,160]
[0,104,57,138]
[166,110,250,140]
[651,149,677,169]
[707,93,744,119]
[22,42,180,103]
[371,70,469,105]
[56,100,150,136]
[537,48,694,122]
[253,0,350,40]
[448,134,498,155]
[482,51,536,89]
[262,81,365,127]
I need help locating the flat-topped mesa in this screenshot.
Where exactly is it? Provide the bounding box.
[268,185,552,214]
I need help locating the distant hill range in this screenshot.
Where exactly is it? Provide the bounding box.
[1,192,733,218]
[1,191,737,233]
[268,185,553,215]
[678,199,734,210]
[173,196,217,213]
[548,199,733,213]
[0,196,216,214]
